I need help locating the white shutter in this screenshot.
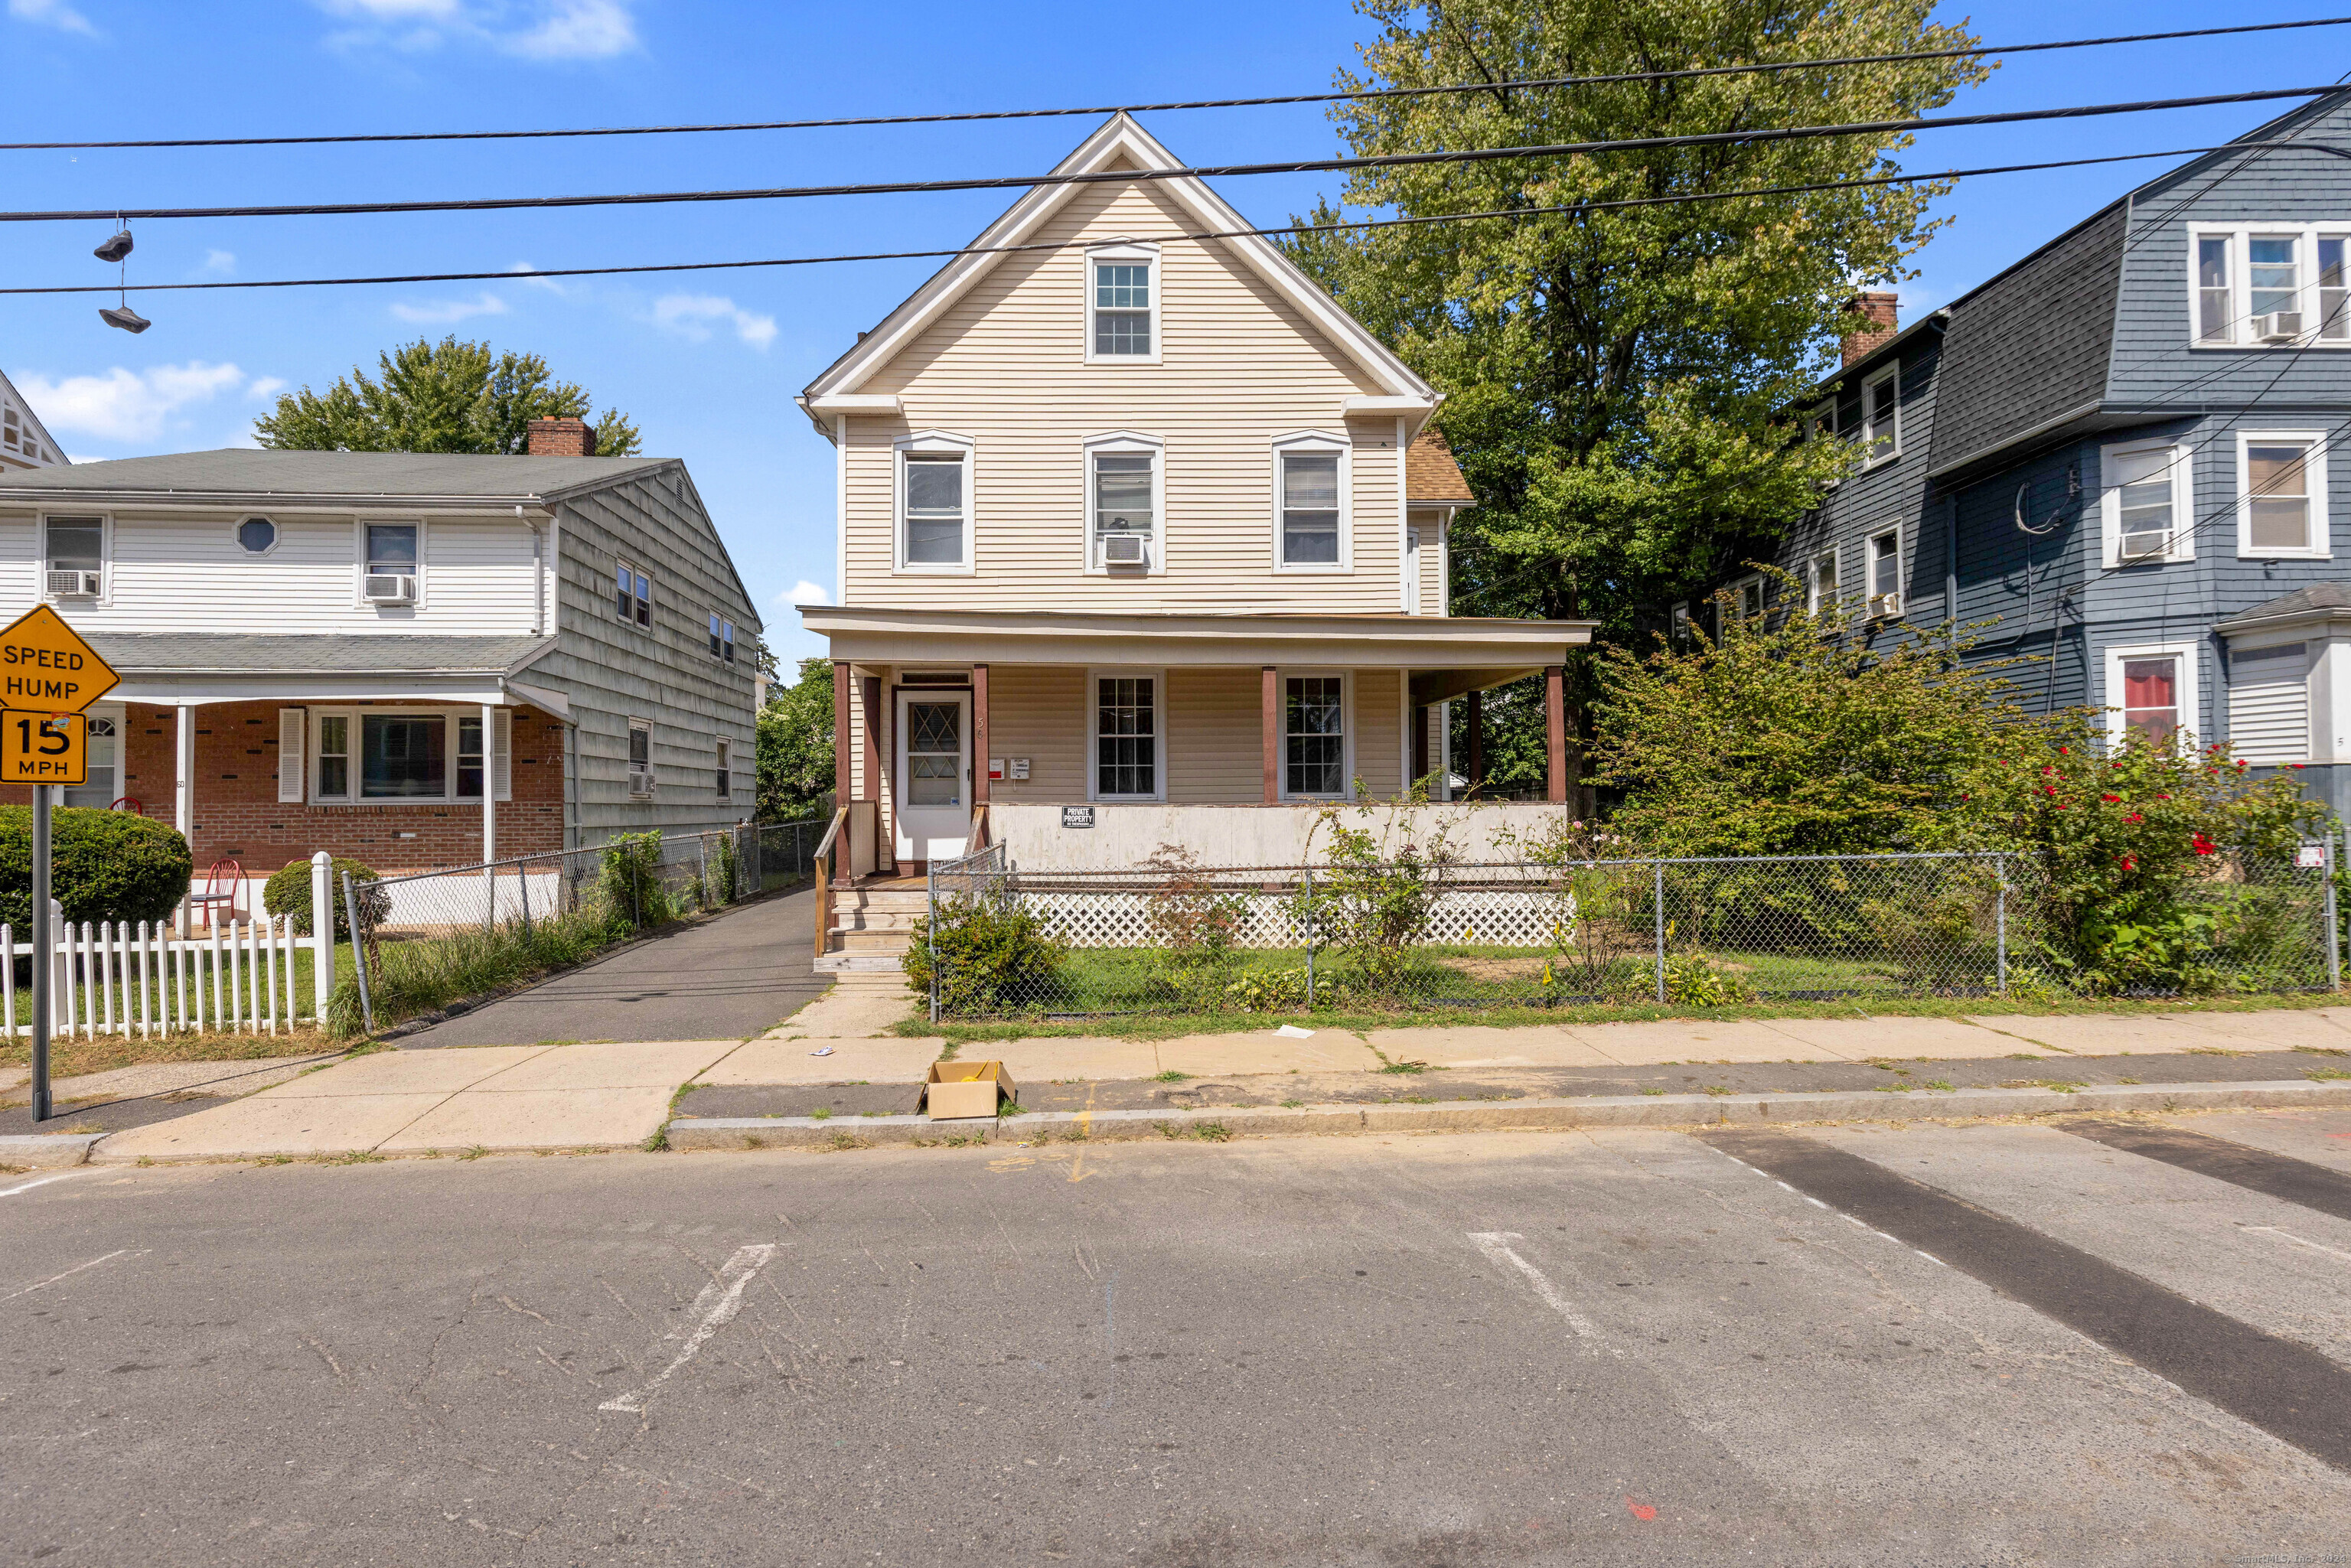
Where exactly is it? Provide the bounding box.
[278,708,305,803]
[2227,642,2310,764]
[494,709,513,802]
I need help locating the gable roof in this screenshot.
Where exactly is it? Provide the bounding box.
[799,113,1437,425]
[1405,427,1475,504]
[0,447,673,505]
[0,367,64,469]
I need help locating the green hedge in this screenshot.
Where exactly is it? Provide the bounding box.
[262,857,390,939]
[0,806,194,930]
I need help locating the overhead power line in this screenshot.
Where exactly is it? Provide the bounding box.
[7,15,2348,152]
[0,142,2271,297]
[4,83,2344,226]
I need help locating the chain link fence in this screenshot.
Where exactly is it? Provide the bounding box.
[917,846,2340,1022]
[326,820,824,1034]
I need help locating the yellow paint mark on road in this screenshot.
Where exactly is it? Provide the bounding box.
[1071,1084,1097,1182]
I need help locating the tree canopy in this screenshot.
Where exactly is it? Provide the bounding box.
[254,335,642,456]
[756,658,836,823]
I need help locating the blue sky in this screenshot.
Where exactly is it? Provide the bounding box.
[1,0,2341,666]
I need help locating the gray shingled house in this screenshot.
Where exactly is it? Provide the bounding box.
[0,419,761,882]
[1697,89,2351,816]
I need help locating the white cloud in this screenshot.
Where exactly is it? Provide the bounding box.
[200,249,236,276]
[651,293,776,350]
[246,376,288,401]
[507,259,572,295]
[8,0,99,37]
[390,291,509,324]
[780,580,830,608]
[19,362,247,443]
[316,0,635,59]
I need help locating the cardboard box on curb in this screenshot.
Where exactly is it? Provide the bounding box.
[921,1061,1014,1120]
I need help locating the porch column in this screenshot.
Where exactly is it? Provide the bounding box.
[860,674,886,872]
[1411,703,1430,791]
[831,661,853,889]
[1544,665,1567,804]
[481,702,497,865]
[971,663,990,807]
[1260,665,1280,804]
[175,703,196,936]
[1466,689,1483,800]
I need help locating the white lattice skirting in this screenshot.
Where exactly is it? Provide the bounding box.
[1015,888,1579,951]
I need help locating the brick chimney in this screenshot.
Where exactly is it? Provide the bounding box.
[526,416,595,457]
[1841,292,1899,367]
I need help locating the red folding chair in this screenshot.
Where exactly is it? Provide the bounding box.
[186,856,243,928]
[110,797,142,814]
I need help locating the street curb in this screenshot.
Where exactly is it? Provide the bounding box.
[0,1133,102,1168]
[665,1077,2351,1152]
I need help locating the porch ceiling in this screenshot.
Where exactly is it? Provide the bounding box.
[801,606,1592,670]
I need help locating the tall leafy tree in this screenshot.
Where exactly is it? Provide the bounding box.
[757,658,836,823]
[1286,0,1986,791]
[255,335,642,456]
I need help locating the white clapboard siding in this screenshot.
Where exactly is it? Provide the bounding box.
[0,512,538,634]
[2227,641,2311,764]
[847,178,1410,614]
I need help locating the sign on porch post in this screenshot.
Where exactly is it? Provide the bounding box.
[0,605,119,1126]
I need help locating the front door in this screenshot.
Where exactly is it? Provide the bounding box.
[894,690,970,863]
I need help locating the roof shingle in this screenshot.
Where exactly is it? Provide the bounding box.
[1405,427,1475,504]
[0,448,669,500]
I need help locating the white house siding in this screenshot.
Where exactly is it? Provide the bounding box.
[845,175,1407,613]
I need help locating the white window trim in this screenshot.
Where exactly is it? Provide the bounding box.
[2186,224,2351,348]
[1270,430,1353,573]
[2102,641,2203,753]
[1277,668,1354,803]
[1080,431,1166,575]
[628,716,655,799]
[306,705,505,805]
[892,429,977,575]
[1865,526,1904,617]
[1860,363,1901,466]
[716,735,733,801]
[1083,240,1161,366]
[1085,666,1166,804]
[38,511,112,607]
[1726,572,1764,623]
[1670,602,1692,643]
[2235,429,2332,560]
[1805,546,1841,616]
[233,514,282,558]
[2100,438,2196,567]
[354,517,426,609]
[66,703,122,809]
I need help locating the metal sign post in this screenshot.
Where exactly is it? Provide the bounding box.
[29,784,51,1124]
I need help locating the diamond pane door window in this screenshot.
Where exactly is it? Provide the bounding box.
[2248,443,2312,552]
[2121,657,2180,744]
[906,702,963,807]
[1285,676,1345,797]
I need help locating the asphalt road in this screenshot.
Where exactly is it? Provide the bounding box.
[5,1113,2351,1565]
[398,885,828,1048]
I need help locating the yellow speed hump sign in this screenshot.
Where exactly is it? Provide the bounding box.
[0,711,85,786]
[0,603,118,712]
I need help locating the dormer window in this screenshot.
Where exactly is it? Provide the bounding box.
[2191,227,2351,345]
[1085,243,1158,363]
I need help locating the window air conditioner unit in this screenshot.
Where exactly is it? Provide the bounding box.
[1867,591,1902,620]
[628,767,654,797]
[45,569,99,598]
[1101,533,1149,566]
[2255,311,2304,344]
[364,573,417,604]
[2120,530,2169,561]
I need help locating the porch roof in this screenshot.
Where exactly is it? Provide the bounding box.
[800,606,1591,682]
[92,633,562,709]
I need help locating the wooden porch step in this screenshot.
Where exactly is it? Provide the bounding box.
[833,927,914,953]
[817,951,907,974]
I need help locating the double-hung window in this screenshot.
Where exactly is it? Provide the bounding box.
[1861,367,1899,463]
[898,438,972,569]
[721,620,735,663]
[628,719,654,797]
[1728,574,1764,622]
[62,713,116,810]
[41,515,103,600]
[2102,441,2193,566]
[2107,643,2199,751]
[1086,437,1159,569]
[1866,529,1902,616]
[1093,675,1158,800]
[2240,432,2330,558]
[716,737,734,801]
[1274,438,1345,568]
[1805,549,1839,615]
[1087,245,1157,360]
[615,560,651,626]
[2192,227,2351,345]
[303,708,509,804]
[1284,675,1346,798]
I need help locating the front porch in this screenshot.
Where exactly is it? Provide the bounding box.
[809,605,1597,881]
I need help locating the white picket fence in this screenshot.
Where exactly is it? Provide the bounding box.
[0,915,311,1038]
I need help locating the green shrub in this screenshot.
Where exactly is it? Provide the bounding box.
[1221,967,1308,1012]
[262,857,390,938]
[600,831,671,926]
[0,805,192,929]
[903,897,1065,1018]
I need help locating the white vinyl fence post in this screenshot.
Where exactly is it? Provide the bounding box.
[309,850,334,1025]
[2,924,13,1041]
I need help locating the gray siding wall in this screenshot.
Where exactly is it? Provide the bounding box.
[531,467,764,847]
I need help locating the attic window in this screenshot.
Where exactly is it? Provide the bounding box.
[1086,244,1158,363]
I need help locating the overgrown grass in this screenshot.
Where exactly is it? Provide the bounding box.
[325,905,633,1038]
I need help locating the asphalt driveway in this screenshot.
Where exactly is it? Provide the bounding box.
[397,884,830,1048]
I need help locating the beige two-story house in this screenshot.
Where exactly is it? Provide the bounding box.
[797,114,1593,882]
